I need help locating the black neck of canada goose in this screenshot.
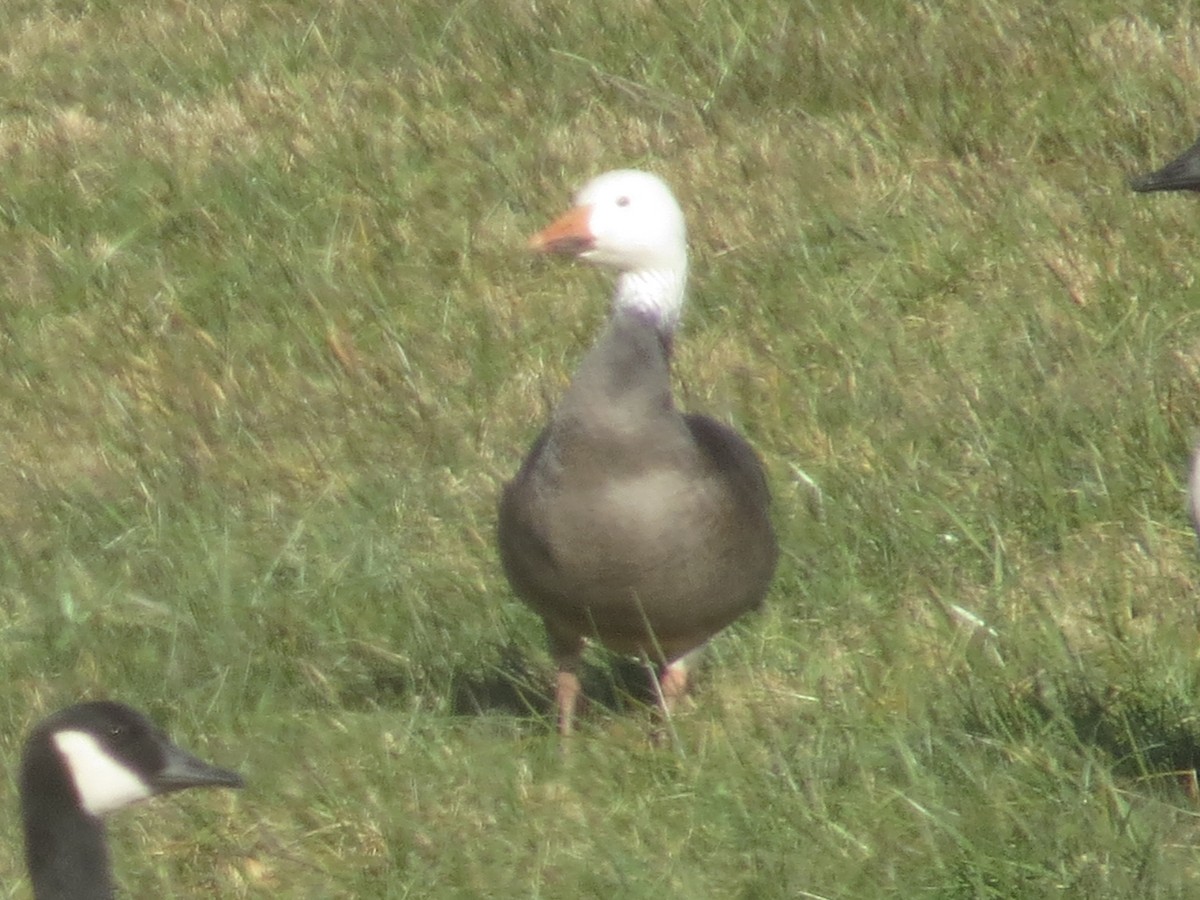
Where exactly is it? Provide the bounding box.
[20,701,244,900]
[1131,141,1200,553]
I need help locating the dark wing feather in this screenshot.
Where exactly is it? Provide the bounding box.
[683,413,773,511]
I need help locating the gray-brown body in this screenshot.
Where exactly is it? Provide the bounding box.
[499,310,778,666]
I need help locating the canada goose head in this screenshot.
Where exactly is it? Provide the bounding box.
[20,701,243,900]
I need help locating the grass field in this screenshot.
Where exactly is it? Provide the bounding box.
[4,0,1200,896]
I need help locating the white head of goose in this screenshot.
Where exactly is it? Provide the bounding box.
[20,701,244,900]
[499,169,778,735]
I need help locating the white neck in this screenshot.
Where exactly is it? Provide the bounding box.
[612,266,687,334]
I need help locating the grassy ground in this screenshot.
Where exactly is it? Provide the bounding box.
[3,0,1200,896]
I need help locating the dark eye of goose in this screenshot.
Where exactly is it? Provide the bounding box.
[616,196,630,207]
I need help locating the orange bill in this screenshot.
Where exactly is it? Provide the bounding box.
[528,205,594,255]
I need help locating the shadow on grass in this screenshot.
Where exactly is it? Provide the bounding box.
[960,666,1200,792]
[1061,682,1200,782]
[447,643,661,725]
[344,640,662,728]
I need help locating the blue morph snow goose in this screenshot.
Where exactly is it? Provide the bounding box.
[498,169,778,735]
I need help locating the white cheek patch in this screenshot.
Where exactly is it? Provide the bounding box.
[52,730,153,816]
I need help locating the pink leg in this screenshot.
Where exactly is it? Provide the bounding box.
[550,630,585,736]
[658,658,690,714]
[656,645,706,718]
[555,669,582,736]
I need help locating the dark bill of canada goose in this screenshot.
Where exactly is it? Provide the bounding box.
[1130,134,1200,193]
[499,169,779,735]
[20,700,244,900]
